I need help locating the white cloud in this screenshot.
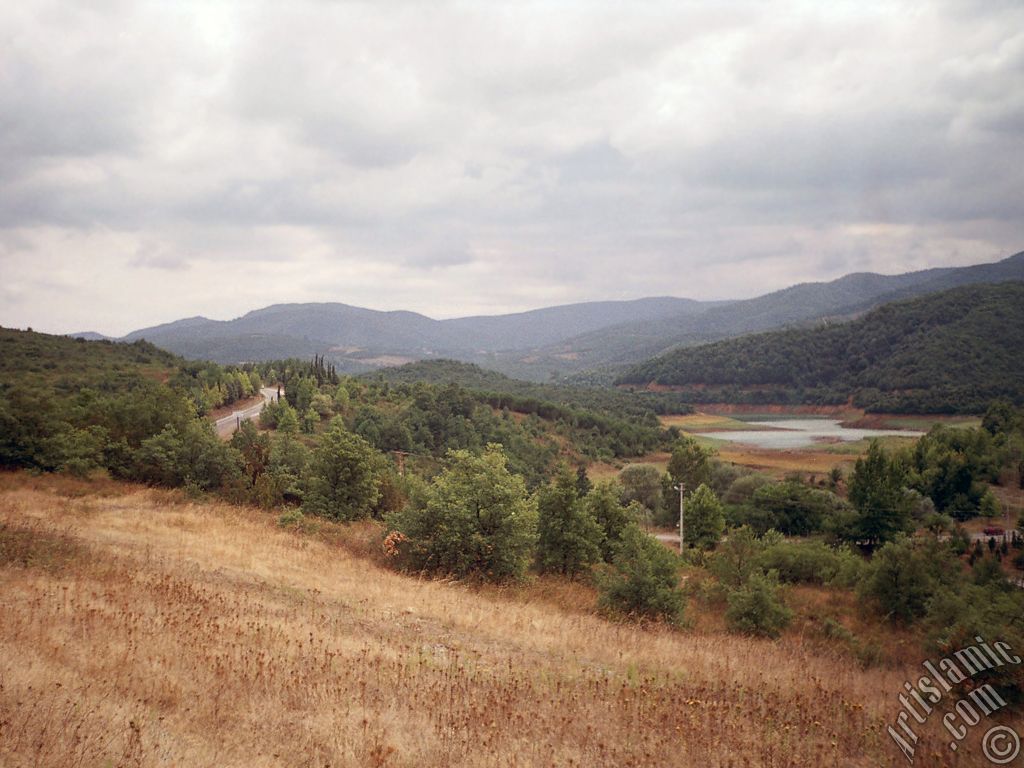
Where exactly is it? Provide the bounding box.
[0,0,1022,335]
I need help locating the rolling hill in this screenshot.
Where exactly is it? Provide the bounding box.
[617,282,1024,413]
[533,249,1024,382]
[120,297,705,372]
[111,251,1024,382]
[361,358,694,419]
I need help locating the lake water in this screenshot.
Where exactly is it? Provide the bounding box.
[695,418,925,450]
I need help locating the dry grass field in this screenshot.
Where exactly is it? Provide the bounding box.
[0,472,1014,767]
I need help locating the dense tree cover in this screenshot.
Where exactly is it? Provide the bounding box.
[907,425,1000,519]
[364,358,695,418]
[618,282,1024,413]
[744,481,846,536]
[135,420,244,492]
[0,329,242,487]
[1,328,179,391]
[253,370,679,486]
[170,361,262,416]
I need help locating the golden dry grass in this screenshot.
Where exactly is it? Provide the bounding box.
[658,413,766,431]
[713,446,859,477]
[0,472,1012,767]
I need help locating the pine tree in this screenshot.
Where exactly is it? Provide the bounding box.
[846,440,913,547]
[685,483,725,550]
[536,470,603,576]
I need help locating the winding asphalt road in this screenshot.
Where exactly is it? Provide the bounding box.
[214,387,280,437]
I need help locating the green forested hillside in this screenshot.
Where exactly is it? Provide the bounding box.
[363,359,694,418]
[0,332,679,494]
[0,328,266,478]
[618,282,1024,413]
[248,357,682,480]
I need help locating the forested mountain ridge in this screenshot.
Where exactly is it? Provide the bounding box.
[119,297,704,370]
[617,282,1024,413]
[539,250,1024,381]
[98,251,1024,382]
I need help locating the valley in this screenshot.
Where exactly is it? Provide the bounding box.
[7,5,1024,765]
[4,264,1024,768]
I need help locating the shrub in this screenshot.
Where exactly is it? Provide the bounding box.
[923,582,1024,704]
[758,540,841,584]
[857,537,956,623]
[685,483,724,550]
[386,445,538,582]
[598,523,684,625]
[536,470,603,576]
[618,464,664,519]
[748,481,843,536]
[277,509,304,528]
[707,526,769,590]
[722,473,773,505]
[725,571,792,638]
[302,418,384,521]
[135,421,243,491]
[582,480,631,562]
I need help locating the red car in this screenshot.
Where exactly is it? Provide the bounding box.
[982,526,1005,536]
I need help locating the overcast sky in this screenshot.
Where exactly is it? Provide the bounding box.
[2,0,1022,335]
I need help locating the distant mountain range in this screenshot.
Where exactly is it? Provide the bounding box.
[77,251,1024,382]
[618,281,1024,413]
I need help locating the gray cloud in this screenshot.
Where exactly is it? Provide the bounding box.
[1,0,1022,335]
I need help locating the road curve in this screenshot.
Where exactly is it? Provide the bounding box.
[214,387,280,437]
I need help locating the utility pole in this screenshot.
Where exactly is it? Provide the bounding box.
[674,483,685,553]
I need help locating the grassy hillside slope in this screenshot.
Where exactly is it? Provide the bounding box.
[619,282,1024,413]
[0,473,973,767]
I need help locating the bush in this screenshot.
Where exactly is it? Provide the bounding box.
[707,526,770,590]
[685,483,725,550]
[598,523,684,624]
[618,464,664,520]
[135,421,243,491]
[724,571,792,638]
[857,537,956,623]
[758,540,835,584]
[277,509,304,528]
[302,418,384,521]
[386,445,538,582]
[582,480,631,562]
[722,473,773,505]
[923,582,1024,704]
[748,481,842,536]
[536,470,603,576]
